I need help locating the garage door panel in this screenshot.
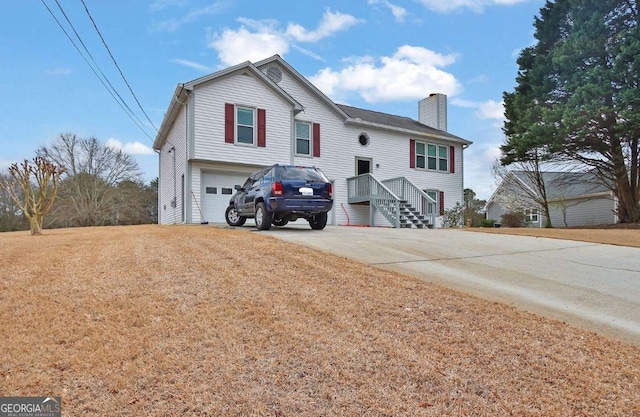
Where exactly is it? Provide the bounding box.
[201,171,252,224]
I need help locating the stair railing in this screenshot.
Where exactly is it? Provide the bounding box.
[347,173,402,228]
[381,177,437,226]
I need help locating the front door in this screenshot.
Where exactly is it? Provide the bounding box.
[356,157,372,176]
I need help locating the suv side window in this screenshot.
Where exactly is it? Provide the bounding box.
[262,167,274,184]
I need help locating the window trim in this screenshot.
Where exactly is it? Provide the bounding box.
[295,120,312,156]
[235,105,256,146]
[414,141,449,172]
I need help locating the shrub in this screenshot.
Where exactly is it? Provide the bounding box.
[501,211,528,227]
[481,219,496,228]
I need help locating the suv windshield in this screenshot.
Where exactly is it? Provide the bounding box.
[277,166,328,182]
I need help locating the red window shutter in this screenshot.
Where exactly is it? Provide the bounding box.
[257,108,266,147]
[439,191,445,215]
[313,123,321,157]
[224,103,234,143]
[449,146,455,173]
[410,139,415,168]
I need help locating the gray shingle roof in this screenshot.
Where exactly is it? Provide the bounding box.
[337,104,470,144]
[513,171,610,199]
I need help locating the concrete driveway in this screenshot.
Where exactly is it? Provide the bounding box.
[263,225,640,345]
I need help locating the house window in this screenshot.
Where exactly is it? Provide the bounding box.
[358,133,369,146]
[527,208,539,223]
[295,121,311,155]
[417,142,449,172]
[236,107,255,144]
[438,145,448,171]
[426,190,438,215]
[416,142,426,169]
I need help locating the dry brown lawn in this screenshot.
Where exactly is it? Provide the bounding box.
[1,225,640,416]
[466,226,640,248]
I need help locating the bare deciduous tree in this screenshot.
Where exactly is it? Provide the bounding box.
[37,133,142,227]
[492,159,553,228]
[0,158,65,235]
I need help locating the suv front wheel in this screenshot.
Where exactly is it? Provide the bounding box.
[225,205,247,227]
[255,202,272,230]
[309,212,327,230]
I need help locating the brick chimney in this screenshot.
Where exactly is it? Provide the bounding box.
[419,93,447,132]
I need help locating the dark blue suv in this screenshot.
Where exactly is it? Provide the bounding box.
[225,164,333,230]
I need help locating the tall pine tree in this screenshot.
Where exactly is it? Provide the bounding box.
[503,0,640,223]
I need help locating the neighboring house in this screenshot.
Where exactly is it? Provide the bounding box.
[486,171,617,227]
[153,55,472,228]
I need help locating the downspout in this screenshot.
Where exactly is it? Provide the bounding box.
[155,149,161,224]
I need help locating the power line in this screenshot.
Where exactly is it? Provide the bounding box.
[79,0,160,134]
[52,0,151,137]
[40,0,155,143]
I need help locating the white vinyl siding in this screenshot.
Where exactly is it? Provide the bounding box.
[192,73,291,166]
[548,195,616,227]
[158,105,187,224]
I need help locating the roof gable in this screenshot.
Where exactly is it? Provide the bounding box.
[153,60,303,150]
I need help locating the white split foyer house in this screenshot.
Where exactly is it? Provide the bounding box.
[153,55,472,228]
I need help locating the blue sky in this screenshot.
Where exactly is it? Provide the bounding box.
[1,0,544,199]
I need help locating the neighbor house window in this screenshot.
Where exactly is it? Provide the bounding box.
[236,106,255,144]
[527,208,539,223]
[416,142,426,169]
[417,141,449,172]
[295,121,311,155]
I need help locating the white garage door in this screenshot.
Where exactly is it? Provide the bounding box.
[201,171,251,223]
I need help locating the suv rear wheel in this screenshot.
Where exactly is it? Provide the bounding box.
[309,212,327,230]
[225,205,246,227]
[255,202,272,230]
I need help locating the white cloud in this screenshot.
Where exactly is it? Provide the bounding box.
[106,139,154,155]
[151,2,226,32]
[417,0,529,13]
[308,45,461,103]
[208,10,362,66]
[286,10,363,42]
[209,19,290,66]
[171,58,214,72]
[368,0,408,23]
[476,99,505,120]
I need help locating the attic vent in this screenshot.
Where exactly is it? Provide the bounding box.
[266,66,282,83]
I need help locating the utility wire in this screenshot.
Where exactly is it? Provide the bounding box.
[79,0,160,133]
[52,0,150,137]
[40,0,155,142]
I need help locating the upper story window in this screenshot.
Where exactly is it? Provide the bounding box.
[295,121,311,155]
[417,141,448,172]
[236,107,255,145]
[416,142,426,169]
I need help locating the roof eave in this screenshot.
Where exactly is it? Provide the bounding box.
[184,61,303,112]
[255,55,349,120]
[153,84,188,150]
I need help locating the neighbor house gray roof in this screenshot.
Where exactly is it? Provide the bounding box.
[512,171,611,200]
[337,104,471,145]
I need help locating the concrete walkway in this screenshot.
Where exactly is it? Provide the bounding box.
[262,225,640,346]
